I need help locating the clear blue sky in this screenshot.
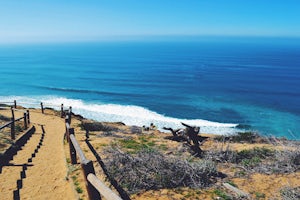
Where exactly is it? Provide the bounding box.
[1,0,300,43]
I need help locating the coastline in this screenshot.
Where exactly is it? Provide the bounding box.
[1,105,300,199]
[0,96,240,136]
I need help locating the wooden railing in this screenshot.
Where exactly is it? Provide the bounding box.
[0,106,30,140]
[65,111,122,200]
[0,100,17,108]
[1,100,123,200]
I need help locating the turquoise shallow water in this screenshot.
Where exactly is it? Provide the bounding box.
[0,38,299,139]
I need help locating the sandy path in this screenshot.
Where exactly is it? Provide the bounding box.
[0,110,75,200]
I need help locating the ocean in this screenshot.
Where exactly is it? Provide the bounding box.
[0,37,299,139]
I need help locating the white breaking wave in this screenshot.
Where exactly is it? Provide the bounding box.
[0,96,238,134]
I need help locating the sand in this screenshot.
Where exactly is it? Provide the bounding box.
[0,109,75,200]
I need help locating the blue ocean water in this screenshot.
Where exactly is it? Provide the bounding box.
[0,38,299,139]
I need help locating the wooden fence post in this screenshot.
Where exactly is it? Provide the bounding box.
[14,100,17,108]
[65,117,69,143]
[69,128,77,164]
[68,106,72,124]
[23,113,27,129]
[41,102,44,114]
[86,130,89,140]
[11,107,15,140]
[27,110,30,124]
[82,159,101,200]
[61,104,64,118]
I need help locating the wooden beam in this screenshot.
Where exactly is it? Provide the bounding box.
[68,128,77,164]
[70,134,86,163]
[87,173,122,200]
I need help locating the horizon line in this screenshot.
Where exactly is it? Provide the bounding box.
[1,34,300,45]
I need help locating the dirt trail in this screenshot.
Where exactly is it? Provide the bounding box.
[0,109,75,200]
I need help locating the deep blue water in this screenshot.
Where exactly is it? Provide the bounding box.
[0,38,299,139]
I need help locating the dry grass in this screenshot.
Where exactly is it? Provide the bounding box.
[103,147,218,194]
[72,119,300,199]
[0,111,26,153]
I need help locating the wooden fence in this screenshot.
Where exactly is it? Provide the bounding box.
[65,111,123,200]
[0,106,30,140]
[1,100,122,200]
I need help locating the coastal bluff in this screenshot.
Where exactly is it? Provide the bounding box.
[1,104,300,200]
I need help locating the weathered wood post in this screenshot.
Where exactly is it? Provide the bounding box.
[23,113,27,129]
[86,129,89,140]
[65,116,69,142]
[82,159,101,200]
[69,128,77,164]
[11,107,15,140]
[41,102,44,114]
[61,104,64,118]
[27,110,30,124]
[14,100,17,108]
[68,106,72,124]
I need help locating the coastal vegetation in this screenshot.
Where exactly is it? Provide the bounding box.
[76,119,300,199]
[1,108,299,199]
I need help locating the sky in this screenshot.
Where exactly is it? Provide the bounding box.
[0,0,300,43]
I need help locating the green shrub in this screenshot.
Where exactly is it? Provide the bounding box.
[213,189,232,200]
[76,186,83,193]
[255,192,266,199]
[237,147,274,161]
[80,121,117,132]
[214,132,262,143]
[118,136,157,153]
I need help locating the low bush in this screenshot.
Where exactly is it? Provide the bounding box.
[118,136,157,153]
[280,186,300,200]
[103,147,218,194]
[236,147,275,162]
[80,121,118,132]
[215,132,263,143]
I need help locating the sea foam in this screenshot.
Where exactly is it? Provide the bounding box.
[0,96,238,134]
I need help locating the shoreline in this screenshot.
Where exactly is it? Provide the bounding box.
[1,105,300,200]
[0,97,240,135]
[1,102,299,142]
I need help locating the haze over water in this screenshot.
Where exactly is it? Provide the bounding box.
[0,37,299,139]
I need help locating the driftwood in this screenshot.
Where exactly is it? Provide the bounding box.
[163,123,208,145]
[163,123,209,156]
[162,127,184,137]
[181,122,200,146]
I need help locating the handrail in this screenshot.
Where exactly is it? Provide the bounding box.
[16,102,38,105]
[0,121,13,130]
[0,117,24,130]
[15,116,25,122]
[42,102,61,106]
[69,134,87,163]
[1,100,66,117]
[0,105,30,139]
[65,122,70,130]
[66,115,123,200]
[12,108,27,113]
[87,174,122,200]
[0,106,11,109]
